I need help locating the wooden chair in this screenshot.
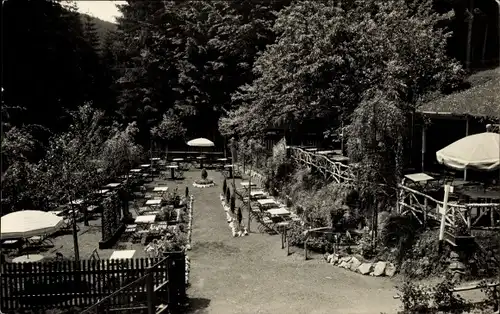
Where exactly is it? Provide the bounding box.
[89,248,100,261]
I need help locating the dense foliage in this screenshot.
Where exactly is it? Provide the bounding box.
[2,0,493,232]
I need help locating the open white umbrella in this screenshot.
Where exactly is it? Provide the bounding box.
[436,132,500,171]
[0,210,64,240]
[187,138,215,147]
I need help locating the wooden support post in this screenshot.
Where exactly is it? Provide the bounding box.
[491,207,496,227]
[493,285,498,312]
[281,227,285,249]
[146,271,155,314]
[467,207,472,230]
[424,198,428,226]
[439,185,451,242]
[304,236,308,260]
[285,229,290,256]
[421,125,426,172]
[464,118,469,180]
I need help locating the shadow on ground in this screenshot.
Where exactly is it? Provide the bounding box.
[182,297,211,314]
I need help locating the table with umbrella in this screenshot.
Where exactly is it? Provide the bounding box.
[436,132,500,175]
[187,138,215,168]
[435,132,500,230]
[12,254,44,263]
[1,210,64,240]
[1,210,64,259]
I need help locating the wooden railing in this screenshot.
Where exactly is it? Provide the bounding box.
[287,147,355,183]
[394,281,499,313]
[397,184,500,229]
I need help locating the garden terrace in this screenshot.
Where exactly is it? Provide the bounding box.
[397,180,500,234]
[0,159,194,313]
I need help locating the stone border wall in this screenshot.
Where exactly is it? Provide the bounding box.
[185,195,194,286]
[325,254,396,277]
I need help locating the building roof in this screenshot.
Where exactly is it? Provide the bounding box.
[418,68,500,119]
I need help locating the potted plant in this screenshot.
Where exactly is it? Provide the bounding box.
[194,168,214,187]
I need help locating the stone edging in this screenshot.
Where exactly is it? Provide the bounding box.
[192,181,215,188]
[185,255,190,286]
[220,194,248,237]
[325,254,397,277]
[185,196,194,286]
[186,196,194,251]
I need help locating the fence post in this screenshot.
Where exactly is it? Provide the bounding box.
[286,228,290,256]
[304,237,308,260]
[494,286,499,312]
[146,270,155,314]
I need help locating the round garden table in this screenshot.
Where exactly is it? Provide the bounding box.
[12,254,44,263]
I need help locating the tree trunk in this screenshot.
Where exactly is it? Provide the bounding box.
[69,194,80,261]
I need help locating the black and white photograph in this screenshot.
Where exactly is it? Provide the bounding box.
[1,0,499,313]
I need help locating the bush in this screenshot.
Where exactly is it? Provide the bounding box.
[380,213,421,264]
[397,281,431,313]
[222,178,227,195]
[287,222,334,253]
[399,231,449,279]
[201,168,208,180]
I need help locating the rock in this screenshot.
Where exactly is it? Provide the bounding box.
[372,261,387,276]
[384,263,396,277]
[449,262,466,271]
[325,254,332,262]
[358,263,373,275]
[339,261,349,268]
[450,251,460,259]
[331,254,339,265]
[349,257,362,272]
[451,272,462,283]
[340,256,352,263]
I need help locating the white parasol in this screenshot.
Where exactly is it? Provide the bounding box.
[436,132,500,171]
[0,210,64,240]
[187,138,215,147]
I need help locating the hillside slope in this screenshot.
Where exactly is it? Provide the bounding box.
[79,14,117,48]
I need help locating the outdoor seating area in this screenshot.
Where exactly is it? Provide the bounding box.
[226,175,304,236]
[0,157,193,264]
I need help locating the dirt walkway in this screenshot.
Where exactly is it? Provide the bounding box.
[184,169,400,314]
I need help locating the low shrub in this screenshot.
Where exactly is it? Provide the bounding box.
[287,222,334,253]
[201,168,208,180]
[399,231,450,279]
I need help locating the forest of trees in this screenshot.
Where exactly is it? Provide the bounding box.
[1,0,498,212]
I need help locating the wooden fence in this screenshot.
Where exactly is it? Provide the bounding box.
[398,184,500,229]
[1,253,186,313]
[288,147,355,183]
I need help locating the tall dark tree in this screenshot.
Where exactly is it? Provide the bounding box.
[113,0,291,147]
[83,15,100,52]
[2,0,103,134]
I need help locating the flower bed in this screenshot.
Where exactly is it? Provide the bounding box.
[193,179,215,188]
[144,195,194,286]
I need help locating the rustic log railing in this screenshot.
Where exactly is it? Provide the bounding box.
[287,147,355,183]
[397,184,500,229]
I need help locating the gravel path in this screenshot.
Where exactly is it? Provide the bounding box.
[185,170,400,314]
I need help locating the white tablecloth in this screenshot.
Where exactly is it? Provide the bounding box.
[145,199,162,205]
[153,186,169,192]
[267,208,290,216]
[110,250,136,260]
[135,215,156,224]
